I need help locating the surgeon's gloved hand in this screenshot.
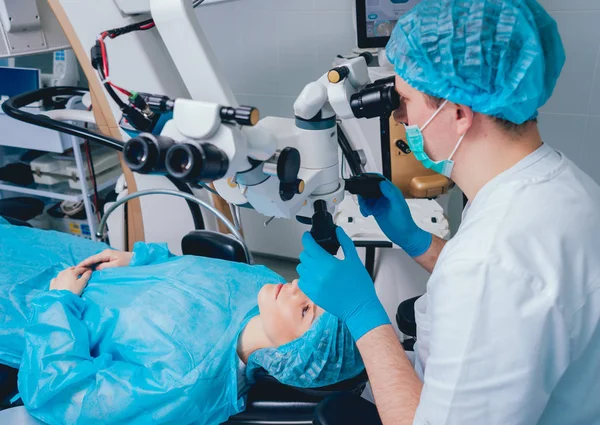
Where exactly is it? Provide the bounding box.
[297,227,390,341]
[359,179,432,257]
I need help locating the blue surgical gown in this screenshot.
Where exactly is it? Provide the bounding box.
[0,221,285,425]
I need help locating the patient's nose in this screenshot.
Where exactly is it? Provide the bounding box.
[290,279,300,294]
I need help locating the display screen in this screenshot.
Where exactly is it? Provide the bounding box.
[0,67,40,99]
[365,0,421,38]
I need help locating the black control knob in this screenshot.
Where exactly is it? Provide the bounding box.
[277,147,301,183]
[360,51,374,66]
[280,179,305,202]
[395,139,411,154]
[345,173,385,199]
[310,200,340,255]
[220,106,260,126]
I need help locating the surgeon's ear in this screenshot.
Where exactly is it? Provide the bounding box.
[455,104,474,136]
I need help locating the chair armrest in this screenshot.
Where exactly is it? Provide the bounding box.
[314,393,382,425]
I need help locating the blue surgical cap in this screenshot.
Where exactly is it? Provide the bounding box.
[247,312,364,388]
[386,0,566,124]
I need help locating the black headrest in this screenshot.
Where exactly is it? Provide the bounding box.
[182,230,248,264]
[247,369,369,403]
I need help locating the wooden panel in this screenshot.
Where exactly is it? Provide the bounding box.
[48,0,144,249]
[388,115,452,199]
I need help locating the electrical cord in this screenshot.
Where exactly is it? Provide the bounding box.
[84,141,102,223]
[198,182,220,196]
[166,176,205,231]
[1,87,125,152]
[93,0,206,116]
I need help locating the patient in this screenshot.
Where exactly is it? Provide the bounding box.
[0,218,364,425]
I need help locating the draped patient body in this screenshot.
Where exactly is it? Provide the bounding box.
[0,219,363,425]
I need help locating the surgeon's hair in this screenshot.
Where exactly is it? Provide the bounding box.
[424,94,537,136]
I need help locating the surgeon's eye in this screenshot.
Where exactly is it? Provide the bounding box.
[302,305,310,318]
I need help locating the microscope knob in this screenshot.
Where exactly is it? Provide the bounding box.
[220,106,260,126]
[277,147,301,183]
[360,51,374,66]
[328,66,349,84]
[279,179,305,202]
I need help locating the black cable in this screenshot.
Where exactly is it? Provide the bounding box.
[2,87,124,152]
[166,176,205,231]
[85,140,101,220]
[99,70,128,109]
[199,183,219,196]
[337,124,363,176]
[105,18,155,38]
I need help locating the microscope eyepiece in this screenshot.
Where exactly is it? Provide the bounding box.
[166,143,229,183]
[124,133,175,174]
[350,76,400,119]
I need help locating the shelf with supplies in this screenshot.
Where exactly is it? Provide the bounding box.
[0,177,120,204]
[0,93,121,241]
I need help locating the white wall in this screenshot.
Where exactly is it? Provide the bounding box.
[196,0,600,184]
[537,0,600,184]
[195,0,356,118]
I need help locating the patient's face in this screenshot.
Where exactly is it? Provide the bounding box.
[258,279,323,346]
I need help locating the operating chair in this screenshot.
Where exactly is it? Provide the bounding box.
[0,222,369,425]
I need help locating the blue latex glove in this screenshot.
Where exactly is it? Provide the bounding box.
[359,179,432,257]
[297,227,390,341]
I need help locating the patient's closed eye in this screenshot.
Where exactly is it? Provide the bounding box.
[302,305,310,318]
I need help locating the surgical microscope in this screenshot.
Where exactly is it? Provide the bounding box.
[118,53,399,254]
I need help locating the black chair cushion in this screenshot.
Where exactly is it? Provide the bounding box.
[396,296,421,338]
[182,230,248,264]
[225,371,368,425]
[314,392,382,425]
[0,364,18,409]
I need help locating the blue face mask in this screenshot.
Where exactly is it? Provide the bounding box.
[404,100,467,178]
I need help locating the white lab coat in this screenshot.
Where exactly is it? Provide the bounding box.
[413,144,600,425]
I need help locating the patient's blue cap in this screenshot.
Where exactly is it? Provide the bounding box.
[386,0,565,124]
[246,312,364,388]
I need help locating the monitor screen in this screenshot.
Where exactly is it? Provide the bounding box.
[0,67,40,99]
[356,0,422,49]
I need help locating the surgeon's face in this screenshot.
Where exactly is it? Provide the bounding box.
[393,75,461,162]
[258,279,323,346]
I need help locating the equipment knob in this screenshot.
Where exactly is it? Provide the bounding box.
[310,200,340,255]
[328,66,350,84]
[220,106,260,126]
[395,139,411,154]
[277,147,301,183]
[359,52,374,65]
[279,179,305,202]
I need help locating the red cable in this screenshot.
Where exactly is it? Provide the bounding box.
[98,34,133,98]
[97,22,155,104]
[99,37,109,77]
[109,83,133,98]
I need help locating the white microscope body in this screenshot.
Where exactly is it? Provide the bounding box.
[152,55,373,221]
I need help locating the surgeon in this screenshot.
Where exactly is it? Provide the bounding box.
[298,0,600,424]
